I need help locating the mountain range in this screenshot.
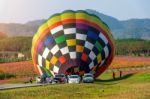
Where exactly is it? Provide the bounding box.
[0,9,150,40]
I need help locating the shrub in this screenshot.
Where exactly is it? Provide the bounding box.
[0,73,16,80]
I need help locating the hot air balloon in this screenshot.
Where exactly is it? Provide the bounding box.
[31,10,114,78]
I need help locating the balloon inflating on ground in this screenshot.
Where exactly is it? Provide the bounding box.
[31,10,115,78]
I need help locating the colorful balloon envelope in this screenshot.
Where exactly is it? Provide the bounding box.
[31,10,114,78]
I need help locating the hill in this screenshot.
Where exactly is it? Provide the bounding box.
[86,9,124,30]
[0,9,150,39]
[86,9,150,40]
[0,23,38,36]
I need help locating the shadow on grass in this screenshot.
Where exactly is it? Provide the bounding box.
[95,74,134,85]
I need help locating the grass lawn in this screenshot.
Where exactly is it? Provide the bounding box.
[0,72,150,99]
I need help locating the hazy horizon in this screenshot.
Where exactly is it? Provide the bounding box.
[0,0,150,23]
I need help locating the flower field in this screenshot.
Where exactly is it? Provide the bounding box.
[0,56,150,84]
[110,56,150,68]
[0,61,36,77]
[0,56,150,77]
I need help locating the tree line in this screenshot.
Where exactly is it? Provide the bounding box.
[115,39,150,56]
[0,37,150,59]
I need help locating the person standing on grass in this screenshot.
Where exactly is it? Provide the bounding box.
[112,71,115,80]
[120,70,122,78]
[29,77,33,83]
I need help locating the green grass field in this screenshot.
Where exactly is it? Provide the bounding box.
[0,72,150,99]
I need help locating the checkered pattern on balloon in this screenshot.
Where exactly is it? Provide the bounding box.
[31,10,114,78]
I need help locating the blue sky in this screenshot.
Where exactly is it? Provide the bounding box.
[0,0,150,23]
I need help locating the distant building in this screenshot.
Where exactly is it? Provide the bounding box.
[0,51,25,58]
[18,53,25,58]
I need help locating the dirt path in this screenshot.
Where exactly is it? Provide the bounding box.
[0,83,45,90]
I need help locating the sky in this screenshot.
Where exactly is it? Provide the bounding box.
[0,0,150,23]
